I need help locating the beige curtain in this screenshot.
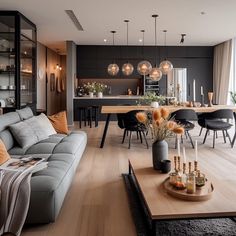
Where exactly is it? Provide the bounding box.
[213,40,232,104]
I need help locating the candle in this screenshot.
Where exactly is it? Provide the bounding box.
[195,140,198,162]
[177,137,180,157]
[183,146,186,163]
[200,86,203,96]
[193,79,196,101]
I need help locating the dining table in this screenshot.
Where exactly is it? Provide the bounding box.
[99,105,236,148]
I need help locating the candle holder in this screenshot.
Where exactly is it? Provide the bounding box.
[195,171,206,188]
[201,94,205,107]
[208,92,213,107]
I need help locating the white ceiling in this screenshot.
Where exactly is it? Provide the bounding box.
[1,0,236,54]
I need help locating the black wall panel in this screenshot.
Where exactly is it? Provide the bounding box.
[76,45,213,101]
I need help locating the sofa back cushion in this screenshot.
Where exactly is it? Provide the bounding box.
[0,139,11,165]
[0,112,21,150]
[16,107,34,120]
[9,117,49,148]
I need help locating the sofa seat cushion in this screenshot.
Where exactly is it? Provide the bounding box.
[31,153,74,192]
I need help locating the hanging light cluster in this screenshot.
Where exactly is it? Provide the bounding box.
[107,31,119,76]
[107,15,173,78]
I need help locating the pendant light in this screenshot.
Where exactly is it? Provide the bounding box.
[149,14,162,81]
[159,30,173,75]
[137,30,152,76]
[122,20,134,76]
[107,31,119,76]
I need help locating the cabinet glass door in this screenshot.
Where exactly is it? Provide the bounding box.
[20,16,36,108]
[0,15,16,108]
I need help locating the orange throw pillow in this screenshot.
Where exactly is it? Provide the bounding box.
[48,111,69,134]
[0,139,11,165]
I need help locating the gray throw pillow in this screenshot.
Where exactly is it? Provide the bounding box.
[35,113,56,136]
[9,117,49,148]
[9,122,38,148]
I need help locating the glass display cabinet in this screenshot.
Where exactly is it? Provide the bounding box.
[0,11,36,113]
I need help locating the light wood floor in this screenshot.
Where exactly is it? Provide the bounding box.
[22,121,236,236]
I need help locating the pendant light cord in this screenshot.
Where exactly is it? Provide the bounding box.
[111,30,116,63]
[124,20,129,62]
[141,30,145,59]
[152,15,158,67]
[163,30,167,60]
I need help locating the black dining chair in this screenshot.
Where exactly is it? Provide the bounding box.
[202,109,233,148]
[123,110,149,149]
[170,109,198,148]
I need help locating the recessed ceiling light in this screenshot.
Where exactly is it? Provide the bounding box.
[104,39,107,42]
[139,39,143,42]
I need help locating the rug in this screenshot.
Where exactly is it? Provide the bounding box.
[122,174,236,236]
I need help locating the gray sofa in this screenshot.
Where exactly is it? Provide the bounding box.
[0,108,87,224]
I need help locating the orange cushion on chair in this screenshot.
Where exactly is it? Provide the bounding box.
[0,139,11,165]
[48,111,69,134]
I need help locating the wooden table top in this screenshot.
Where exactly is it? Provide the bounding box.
[129,155,236,220]
[101,105,236,114]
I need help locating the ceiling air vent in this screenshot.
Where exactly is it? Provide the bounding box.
[65,10,84,31]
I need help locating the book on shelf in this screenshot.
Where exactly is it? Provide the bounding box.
[0,156,48,173]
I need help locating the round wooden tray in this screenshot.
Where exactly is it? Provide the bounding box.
[163,177,214,201]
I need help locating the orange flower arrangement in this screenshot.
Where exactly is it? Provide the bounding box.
[136,107,184,142]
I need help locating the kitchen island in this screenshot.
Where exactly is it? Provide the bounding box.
[73,95,142,121]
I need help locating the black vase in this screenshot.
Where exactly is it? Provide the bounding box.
[152,140,168,170]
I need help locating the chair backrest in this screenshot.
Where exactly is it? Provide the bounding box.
[207,109,233,120]
[123,110,145,129]
[170,109,198,121]
[117,113,126,129]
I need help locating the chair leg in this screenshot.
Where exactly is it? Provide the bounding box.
[89,110,92,128]
[185,131,188,140]
[79,110,82,129]
[199,127,203,136]
[139,131,143,143]
[84,109,87,127]
[136,131,139,140]
[216,131,218,139]
[226,130,232,148]
[128,131,132,149]
[181,135,183,144]
[222,130,226,143]
[122,129,126,144]
[213,131,216,148]
[187,131,194,149]
[141,131,149,149]
[203,129,209,144]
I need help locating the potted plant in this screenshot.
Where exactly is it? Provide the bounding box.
[83,82,96,97]
[139,92,166,108]
[95,82,107,98]
[136,108,184,170]
[230,91,236,105]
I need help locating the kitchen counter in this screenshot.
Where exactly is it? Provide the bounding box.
[74,95,142,99]
[73,95,141,121]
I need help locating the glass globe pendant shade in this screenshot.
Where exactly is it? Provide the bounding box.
[122,63,134,76]
[159,60,173,75]
[137,60,152,75]
[149,67,162,81]
[107,63,119,76]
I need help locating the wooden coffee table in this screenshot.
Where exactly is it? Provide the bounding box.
[128,156,236,235]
